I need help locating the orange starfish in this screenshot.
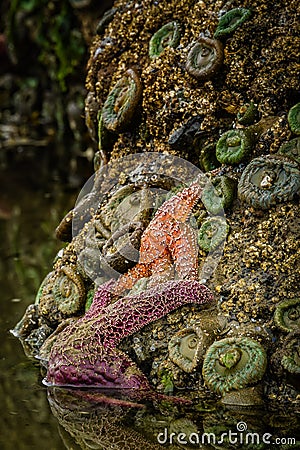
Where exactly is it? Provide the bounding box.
[112,180,203,296]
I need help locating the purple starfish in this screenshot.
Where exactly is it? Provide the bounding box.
[45,280,213,389]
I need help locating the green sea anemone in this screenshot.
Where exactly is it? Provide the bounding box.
[85,289,95,312]
[237,101,258,126]
[274,298,300,333]
[199,142,221,172]
[35,271,56,305]
[102,69,142,133]
[238,155,300,209]
[186,37,224,81]
[278,138,300,165]
[53,265,86,315]
[288,102,300,135]
[281,332,300,375]
[168,326,205,373]
[214,8,252,39]
[202,337,267,395]
[216,129,253,165]
[97,111,116,164]
[149,21,181,59]
[198,216,229,252]
[202,175,236,214]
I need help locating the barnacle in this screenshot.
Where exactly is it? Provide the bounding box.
[186,37,224,81]
[278,137,300,165]
[238,155,300,209]
[216,129,254,165]
[102,69,142,133]
[198,216,229,252]
[214,8,251,39]
[202,337,267,395]
[149,21,181,59]
[274,298,300,333]
[288,102,300,135]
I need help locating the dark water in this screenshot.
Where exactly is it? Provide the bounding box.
[1,160,300,450]
[0,162,77,450]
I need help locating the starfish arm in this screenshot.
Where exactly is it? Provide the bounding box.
[158,182,202,222]
[102,279,213,347]
[85,279,116,319]
[168,221,199,280]
[45,280,213,388]
[147,251,174,283]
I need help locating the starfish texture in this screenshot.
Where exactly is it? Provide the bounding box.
[45,279,213,388]
[112,181,203,296]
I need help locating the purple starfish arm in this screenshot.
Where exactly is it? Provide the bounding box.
[45,280,213,388]
[96,280,213,348]
[85,279,116,318]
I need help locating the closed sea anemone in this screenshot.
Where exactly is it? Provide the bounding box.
[201,175,236,214]
[149,21,181,59]
[199,142,220,173]
[102,69,142,133]
[288,102,300,135]
[216,128,254,165]
[214,8,251,40]
[274,298,300,333]
[278,137,300,165]
[237,101,258,126]
[186,37,224,81]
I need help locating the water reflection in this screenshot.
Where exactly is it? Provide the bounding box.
[47,386,300,450]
